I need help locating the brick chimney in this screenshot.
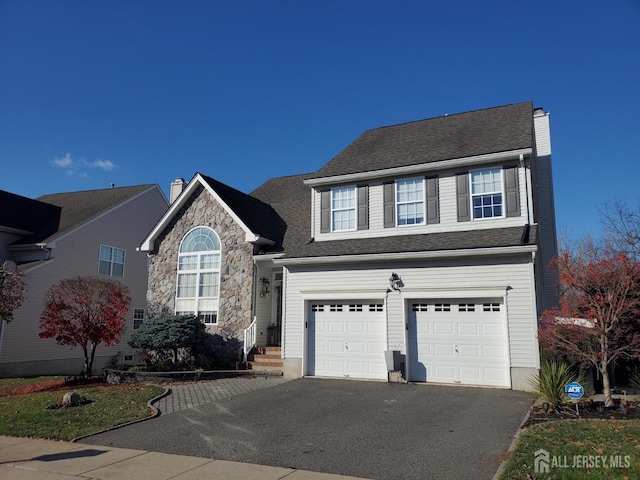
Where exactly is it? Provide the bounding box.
[169,177,186,203]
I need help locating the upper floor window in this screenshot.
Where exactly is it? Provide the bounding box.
[321,185,369,233]
[332,186,356,231]
[471,168,503,219]
[396,178,424,226]
[175,227,220,325]
[99,245,125,277]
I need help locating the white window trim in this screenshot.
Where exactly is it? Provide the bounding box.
[470,167,505,220]
[133,308,145,330]
[99,244,125,277]
[175,227,221,325]
[331,185,357,232]
[396,177,425,227]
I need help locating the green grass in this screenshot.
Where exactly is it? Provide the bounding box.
[0,377,165,441]
[498,420,640,479]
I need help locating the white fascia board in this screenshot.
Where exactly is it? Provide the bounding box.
[303,148,532,187]
[253,253,285,263]
[139,174,272,251]
[274,245,537,266]
[140,181,201,251]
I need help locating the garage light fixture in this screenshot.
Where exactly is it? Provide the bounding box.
[389,272,402,291]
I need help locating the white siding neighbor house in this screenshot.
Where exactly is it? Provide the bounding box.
[140,101,558,390]
[0,185,168,376]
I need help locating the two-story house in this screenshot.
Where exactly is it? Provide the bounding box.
[0,185,168,376]
[140,101,557,390]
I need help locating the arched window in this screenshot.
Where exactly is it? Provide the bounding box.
[175,227,220,324]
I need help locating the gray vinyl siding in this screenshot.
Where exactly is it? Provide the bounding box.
[282,254,539,370]
[312,167,528,242]
[0,187,168,370]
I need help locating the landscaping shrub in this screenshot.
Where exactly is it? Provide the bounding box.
[528,359,584,411]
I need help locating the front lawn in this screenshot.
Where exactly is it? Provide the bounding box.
[498,419,640,479]
[0,377,165,441]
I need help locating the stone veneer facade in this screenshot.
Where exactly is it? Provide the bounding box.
[147,185,255,341]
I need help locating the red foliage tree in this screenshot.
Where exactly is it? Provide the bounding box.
[39,276,131,377]
[539,249,640,407]
[0,260,27,323]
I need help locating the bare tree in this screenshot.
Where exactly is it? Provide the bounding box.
[602,199,640,260]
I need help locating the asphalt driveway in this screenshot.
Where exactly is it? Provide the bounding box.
[80,378,533,480]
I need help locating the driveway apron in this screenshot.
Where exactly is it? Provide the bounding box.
[79,377,533,480]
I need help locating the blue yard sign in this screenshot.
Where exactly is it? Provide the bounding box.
[565,381,584,400]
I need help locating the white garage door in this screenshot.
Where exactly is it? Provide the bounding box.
[308,301,387,380]
[407,300,510,387]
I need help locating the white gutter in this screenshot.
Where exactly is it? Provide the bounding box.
[274,245,537,266]
[304,148,532,187]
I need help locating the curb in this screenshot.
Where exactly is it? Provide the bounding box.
[491,400,534,480]
[71,386,171,443]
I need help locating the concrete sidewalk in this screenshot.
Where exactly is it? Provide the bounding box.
[0,435,370,480]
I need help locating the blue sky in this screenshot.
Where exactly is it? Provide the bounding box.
[1,1,638,239]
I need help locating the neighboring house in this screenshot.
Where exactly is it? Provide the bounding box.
[140,101,558,390]
[0,185,169,376]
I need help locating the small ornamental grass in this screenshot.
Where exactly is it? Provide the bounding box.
[528,359,585,412]
[0,377,164,441]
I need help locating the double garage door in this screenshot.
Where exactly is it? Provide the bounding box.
[307,301,387,380]
[407,300,510,387]
[307,298,510,387]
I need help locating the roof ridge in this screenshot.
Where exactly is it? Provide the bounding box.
[367,101,533,133]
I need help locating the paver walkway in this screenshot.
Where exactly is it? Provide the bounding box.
[152,375,290,414]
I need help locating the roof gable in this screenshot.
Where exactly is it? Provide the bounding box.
[140,173,283,252]
[10,185,159,245]
[307,101,533,179]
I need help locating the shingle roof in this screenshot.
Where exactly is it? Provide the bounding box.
[11,185,156,245]
[245,102,538,259]
[250,173,312,252]
[307,101,533,179]
[0,190,61,237]
[200,174,286,249]
[283,225,536,259]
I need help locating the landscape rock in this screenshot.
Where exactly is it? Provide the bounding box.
[61,392,81,407]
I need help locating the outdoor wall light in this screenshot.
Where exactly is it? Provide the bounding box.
[260,277,271,297]
[389,272,402,291]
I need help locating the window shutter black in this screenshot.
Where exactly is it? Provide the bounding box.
[456,173,470,222]
[425,176,439,224]
[504,166,520,217]
[320,190,331,233]
[383,182,395,228]
[357,185,369,230]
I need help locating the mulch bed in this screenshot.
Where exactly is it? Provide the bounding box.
[0,376,104,397]
[523,398,640,428]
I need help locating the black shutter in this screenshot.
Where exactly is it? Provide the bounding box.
[504,166,520,217]
[320,190,331,233]
[383,182,395,228]
[357,185,369,230]
[425,176,439,224]
[456,173,470,222]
